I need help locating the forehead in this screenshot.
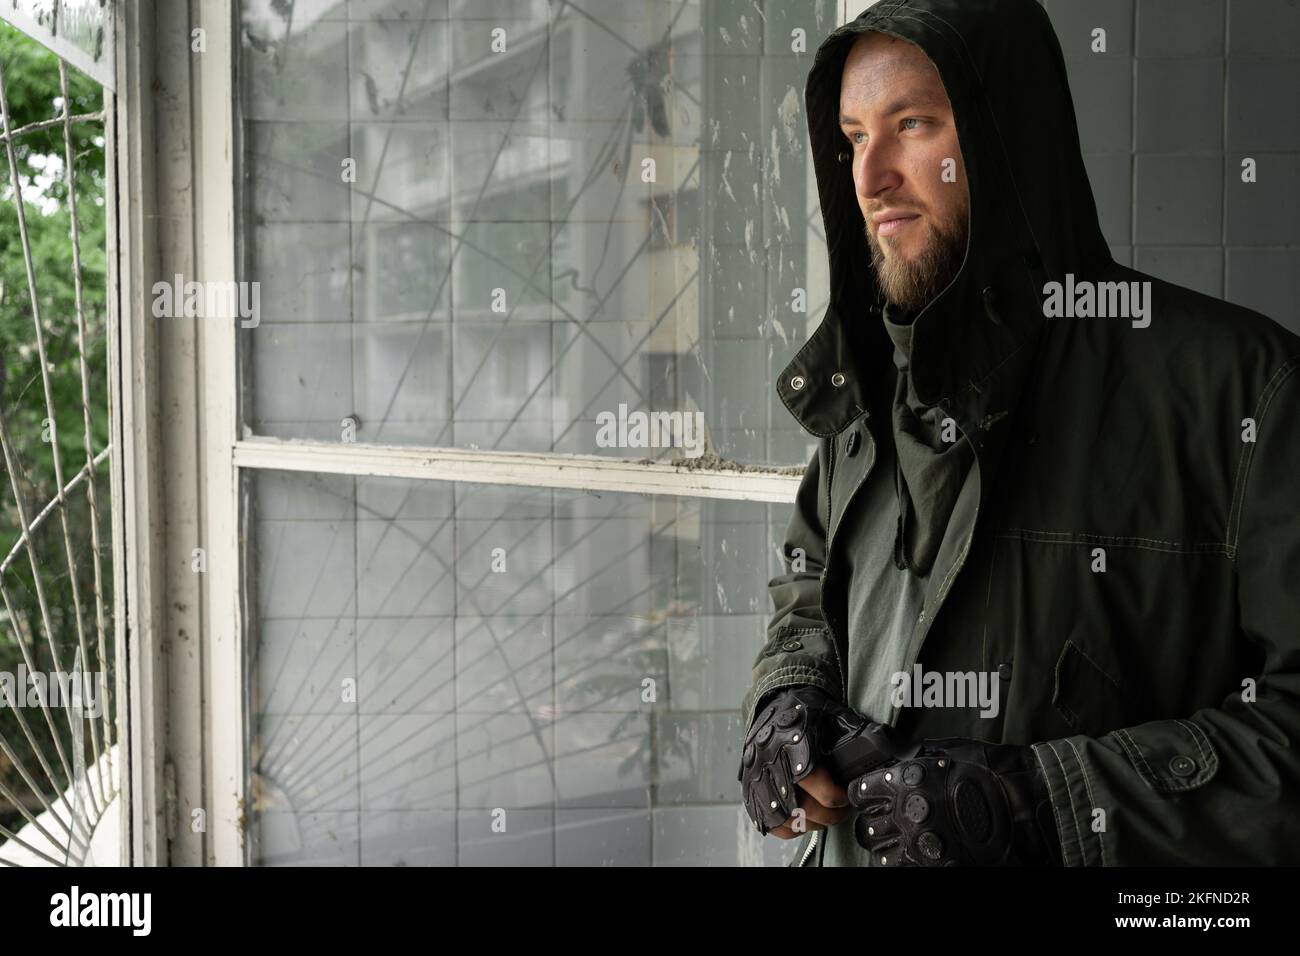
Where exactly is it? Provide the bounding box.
[839,33,949,114]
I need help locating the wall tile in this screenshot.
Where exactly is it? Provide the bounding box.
[1137,0,1224,57]
[1227,61,1300,151]
[1225,154,1300,245]
[1229,0,1300,56]
[1135,154,1223,244]
[1046,0,1134,57]
[1136,60,1224,152]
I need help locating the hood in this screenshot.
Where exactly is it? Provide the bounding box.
[778,0,1112,439]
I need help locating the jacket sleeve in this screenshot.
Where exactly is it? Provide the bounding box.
[1032,356,1300,865]
[739,441,846,731]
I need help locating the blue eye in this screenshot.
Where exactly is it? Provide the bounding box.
[850,131,866,145]
[902,117,922,131]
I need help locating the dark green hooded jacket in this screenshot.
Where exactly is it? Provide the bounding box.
[741,0,1300,866]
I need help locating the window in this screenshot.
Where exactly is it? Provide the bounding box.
[235,0,833,865]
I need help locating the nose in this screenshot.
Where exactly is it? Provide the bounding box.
[854,137,904,204]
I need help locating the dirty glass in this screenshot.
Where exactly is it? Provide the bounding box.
[239,0,833,467]
[247,469,800,866]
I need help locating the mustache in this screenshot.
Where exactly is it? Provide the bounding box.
[865,201,926,221]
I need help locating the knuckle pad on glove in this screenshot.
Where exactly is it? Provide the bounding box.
[739,686,834,832]
[848,746,1029,865]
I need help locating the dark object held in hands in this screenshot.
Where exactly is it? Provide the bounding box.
[738,684,900,835]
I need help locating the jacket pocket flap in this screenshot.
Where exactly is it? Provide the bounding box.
[1111,719,1219,793]
[760,624,830,659]
[1052,639,1126,734]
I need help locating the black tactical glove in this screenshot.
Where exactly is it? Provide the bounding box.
[738,684,899,835]
[847,737,1062,866]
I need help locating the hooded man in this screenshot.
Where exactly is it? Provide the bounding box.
[736,0,1300,867]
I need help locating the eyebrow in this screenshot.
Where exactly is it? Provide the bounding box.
[839,92,947,125]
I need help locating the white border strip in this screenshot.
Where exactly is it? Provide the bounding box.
[233,438,802,504]
[195,0,243,867]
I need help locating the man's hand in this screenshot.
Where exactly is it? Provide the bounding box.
[767,766,852,839]
[738,684,898,836]
[847,737,1062,866]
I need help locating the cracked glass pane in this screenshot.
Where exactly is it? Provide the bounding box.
[245,468,802,865]
[238,0,833,467]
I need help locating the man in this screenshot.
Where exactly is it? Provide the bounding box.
[737,0,1300,866]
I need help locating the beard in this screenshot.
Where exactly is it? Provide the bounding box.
[865,201,969,314]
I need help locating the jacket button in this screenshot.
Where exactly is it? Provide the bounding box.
[845,430,860,457]
[1169,755,1196,777]
[831,372,846,387]
[790,375,805,390]
[997,662,1012,680]
[782,640,803,652]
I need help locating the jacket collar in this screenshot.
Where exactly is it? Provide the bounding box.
[777,246,1049,441]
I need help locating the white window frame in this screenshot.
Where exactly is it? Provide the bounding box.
[114,0,821,865]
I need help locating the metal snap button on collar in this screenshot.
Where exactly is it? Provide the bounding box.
[831,372,846,387]
[790,375,805,390]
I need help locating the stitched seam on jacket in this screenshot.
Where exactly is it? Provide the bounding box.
[981,537,997,673]
[750,667,837,707]
[1051,645,1070,725]
[1227,354,1300,557]
[753,666,835,695]
[1114,729,1156,789]
[989,529,1232,556]
[1175,718,1218,774]
[745,668,838,730]
[1043,741,1085,864]
[1041,741,1086,867]
[770,626,828,637]
[1052,644,1082,731]
[1030,743,1080,866]
[1113,727,1139,767]
[933,504,979,616]
[1064,639,1123,690]
[1065,737,1107,867]
[1115,727,1204,793]
[763,625,831,654]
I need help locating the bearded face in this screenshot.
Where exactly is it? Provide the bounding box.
[864,190,969,313]
[840,32,971,315]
